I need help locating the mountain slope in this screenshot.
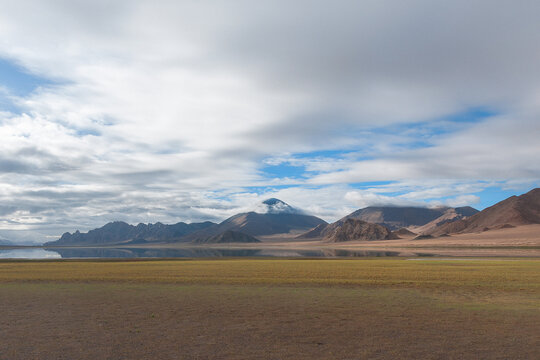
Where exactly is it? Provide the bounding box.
[48,198,326,245]
[184,199,327,241]
[343,206,478,230]
[300,205,478,240]
[194,230,261,244]
[185,212,327,241]
[46,220,216,246]
[430,188,540,235]
[410,206,479,234]
[393,228,417,237]
[321,219,397,242]
[217,212,326,236]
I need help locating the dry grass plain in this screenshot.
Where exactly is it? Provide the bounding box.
[1,258,539,359]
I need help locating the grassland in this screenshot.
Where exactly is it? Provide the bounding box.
[1,258,539,359]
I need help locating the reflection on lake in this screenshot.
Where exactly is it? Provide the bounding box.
[0,247,436,259]
[0,248,61,259]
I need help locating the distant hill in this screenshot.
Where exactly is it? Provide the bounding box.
[392,228,417,237]
[300,223,328,239]
[342,206,478,230]
[194,230,261,244]
[429,188,540,235]
[409,207,479,234]
[299,205,478,240]
[46,198,326,245]
[45,220,216,246]
[204,212,326,236]
[303,218,398,242]
[184,199,327,241]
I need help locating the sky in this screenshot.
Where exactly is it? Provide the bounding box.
[0,0,539,244]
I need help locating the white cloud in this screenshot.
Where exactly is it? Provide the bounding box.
[438,195,481,208]
[345,190,481,210]
[345,191,420,208]
[0,1,539,242]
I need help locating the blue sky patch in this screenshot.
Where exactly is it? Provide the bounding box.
[0,58,53,96]
[75,128,102,137]
[473,184,537,210]
[260,162,307,179]
[444,107,496,123]
[0,57,55,113]
[294,149,353,159]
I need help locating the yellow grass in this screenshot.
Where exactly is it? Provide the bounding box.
[2,258,539,359]
[1,258,539,291]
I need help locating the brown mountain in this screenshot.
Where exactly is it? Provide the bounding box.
[392,228,417,237]
[429,188,540,235]
[300,223,328,239]
[194,230,261,244]
[299,205,477,240]
[319,218,397,242]
[46,220,216,246]
[212,212,326,236]
[184,199,327,241]
[47,199,325,245]
[410,207,479,235]
[342,206,478,230]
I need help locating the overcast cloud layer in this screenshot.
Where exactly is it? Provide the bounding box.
[0,1,539,243]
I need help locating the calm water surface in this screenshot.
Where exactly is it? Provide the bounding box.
[0,247,436,259]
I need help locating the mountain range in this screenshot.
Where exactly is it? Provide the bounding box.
[46,198,326,246]
[341,206,479,230]
[304,218,399,242]
[43,188,540,245]
[297,204,479,242]
[427,188,540,235]
[180,208,326,242]
[47,221,216,246]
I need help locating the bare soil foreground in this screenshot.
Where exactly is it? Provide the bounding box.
[1,259,539,360]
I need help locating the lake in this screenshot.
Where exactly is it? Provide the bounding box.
[0,247,437,259]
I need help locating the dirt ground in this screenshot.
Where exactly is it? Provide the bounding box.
[1,283,539,360]
[1,259,539,360]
